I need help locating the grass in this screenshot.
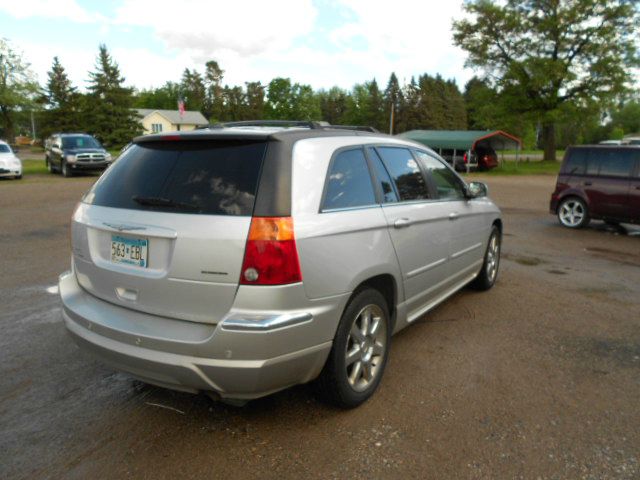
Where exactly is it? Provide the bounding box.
[500,149,565,157]
[468,160,562,176]
[22,159,49,175]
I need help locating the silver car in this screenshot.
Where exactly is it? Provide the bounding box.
[59,123,501,408]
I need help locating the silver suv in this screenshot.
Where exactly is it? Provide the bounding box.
[59,122,502,408]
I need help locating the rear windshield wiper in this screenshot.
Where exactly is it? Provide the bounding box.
[132,196,200,211]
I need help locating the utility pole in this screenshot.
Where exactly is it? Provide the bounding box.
[389,102,394,135]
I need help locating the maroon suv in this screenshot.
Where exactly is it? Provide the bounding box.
[550,145,640,228]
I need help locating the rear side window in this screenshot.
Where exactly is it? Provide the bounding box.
[84,140,267,216]
[377,147,430,201]
[322,148,376,211]
[596,150,637,177]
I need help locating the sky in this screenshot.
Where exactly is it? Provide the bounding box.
[0,0,474,93]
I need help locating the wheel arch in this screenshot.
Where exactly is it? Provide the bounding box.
[350,273,398,331]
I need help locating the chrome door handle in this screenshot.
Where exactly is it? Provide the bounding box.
[394,218,412,228]
[448,212,459,221]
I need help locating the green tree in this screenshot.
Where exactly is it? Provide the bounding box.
[0,39,40,141]
[133,81,181,110]
[384,73,402,134]
[85,44,141,147]
[265,78,321,120]
[204,60,224,121]
[453,0,640,160]
[318,87,348,125]
[40,56,83,138]
[180,68,206,114]
[610,100,640,136]
[244,81,265,120]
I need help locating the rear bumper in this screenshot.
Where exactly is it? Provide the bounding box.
[59,271,342,400]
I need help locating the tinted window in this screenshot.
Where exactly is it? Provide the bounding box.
[322,148,376,211]
[84,140,267,216]
[0,144,11,153]
[62,135,102,149]
[367,148,399,203]
[596,149,637,177]
[415,151,466,200]
[377,147,430,201]
[564,149,588,174]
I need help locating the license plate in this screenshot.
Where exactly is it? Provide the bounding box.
[110,235,148,267]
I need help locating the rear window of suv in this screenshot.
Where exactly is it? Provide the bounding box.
[83,140,267,216]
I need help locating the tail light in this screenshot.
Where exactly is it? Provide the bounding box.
[463,152,468,164]
[240,217,302,285]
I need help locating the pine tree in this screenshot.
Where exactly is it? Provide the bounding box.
[384,73,402,134]
[85,45,141,147]
[181,68,206,114]
[204,60,224,121]
[41,56,83,138]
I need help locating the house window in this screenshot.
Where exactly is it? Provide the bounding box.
[151,123,163,133]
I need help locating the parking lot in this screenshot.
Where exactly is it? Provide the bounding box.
[1,172,639,479]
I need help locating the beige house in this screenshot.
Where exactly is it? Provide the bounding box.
[136,109,208,134]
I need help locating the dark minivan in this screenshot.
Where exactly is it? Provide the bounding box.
[550,145,640,228]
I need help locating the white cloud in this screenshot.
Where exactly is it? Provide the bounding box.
[327,0,471,85]
[113,0,318,59]
[0,0,100,23]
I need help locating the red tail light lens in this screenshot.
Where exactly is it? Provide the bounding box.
[463,152,468,164]
[240,217,302,285]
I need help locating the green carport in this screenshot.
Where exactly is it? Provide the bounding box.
[396,130,522,171]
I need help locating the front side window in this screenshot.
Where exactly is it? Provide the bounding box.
[376,147,430,201]
[415,151,466,200]
[322,148,376,211]
[564,149,588,174]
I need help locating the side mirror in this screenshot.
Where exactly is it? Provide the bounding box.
[466,181,488,198]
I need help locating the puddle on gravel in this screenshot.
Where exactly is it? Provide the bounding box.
[503,253,546,266]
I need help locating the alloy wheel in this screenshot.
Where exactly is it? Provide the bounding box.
[559,199,585,227]
[345,304,387,392]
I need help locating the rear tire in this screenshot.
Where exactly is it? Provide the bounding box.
[470,225,501,291]
[316,288,391,408]
[557,197,589,228]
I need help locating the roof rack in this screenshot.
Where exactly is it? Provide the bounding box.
[198,120,379,133]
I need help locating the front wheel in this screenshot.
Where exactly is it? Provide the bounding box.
[316,288,391,408]
[470,225,501,291]
[558,197,589,228]
[61,160,73,178]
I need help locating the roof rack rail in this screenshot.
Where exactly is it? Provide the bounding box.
[322,125,379,133]
[203,120,327,129]
[197,120,379,133]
